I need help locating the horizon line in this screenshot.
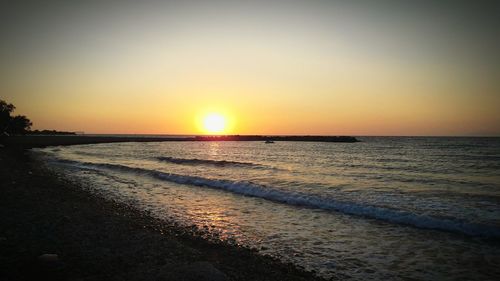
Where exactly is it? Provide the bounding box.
[58,133,500,138]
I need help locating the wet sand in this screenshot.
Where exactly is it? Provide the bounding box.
[0,148,327,281]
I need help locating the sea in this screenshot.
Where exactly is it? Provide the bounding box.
[34,137,500,280]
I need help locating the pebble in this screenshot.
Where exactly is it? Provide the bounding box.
[38,253,59,263]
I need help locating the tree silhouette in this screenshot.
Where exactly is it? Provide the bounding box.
[0,99,32,135]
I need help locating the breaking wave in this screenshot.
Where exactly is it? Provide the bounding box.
[156,156,263,168]
[54,159,500,238]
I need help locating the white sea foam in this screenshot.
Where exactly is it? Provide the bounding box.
[54,159,500,238]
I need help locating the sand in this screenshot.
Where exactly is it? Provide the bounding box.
[0,147,328,281]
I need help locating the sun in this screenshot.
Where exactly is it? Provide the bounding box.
[202,113,226,134]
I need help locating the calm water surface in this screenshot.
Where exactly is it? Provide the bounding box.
[35,137,500,280]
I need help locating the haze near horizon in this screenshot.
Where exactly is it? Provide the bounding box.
[1,0,499,136]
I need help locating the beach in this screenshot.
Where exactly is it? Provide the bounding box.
[0,147,325,281]
[2,1,498,279]
[2,137,499,280]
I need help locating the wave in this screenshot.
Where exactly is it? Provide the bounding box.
[53,159,500,238]
[73,151,104,157]
[156,156,263,168]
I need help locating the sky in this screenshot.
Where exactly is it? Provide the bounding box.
[1,0,499,136]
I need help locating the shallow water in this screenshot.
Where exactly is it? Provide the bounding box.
[35,137,500,280]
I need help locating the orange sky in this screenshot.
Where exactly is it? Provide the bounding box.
[1,0,499,136]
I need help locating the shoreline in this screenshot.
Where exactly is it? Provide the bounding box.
[0,135,358,148]
[0,148,327,281]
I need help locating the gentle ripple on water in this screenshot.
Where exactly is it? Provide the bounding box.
[35,137,500,280]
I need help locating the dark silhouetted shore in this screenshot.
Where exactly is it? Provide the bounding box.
[1,135,358,148]
[0,148,327,281]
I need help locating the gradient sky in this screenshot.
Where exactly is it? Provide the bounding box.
[1,0,499,135]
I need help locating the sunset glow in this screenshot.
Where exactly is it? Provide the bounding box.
[2,2,499,281]
[202,113,227,134]
[1,0,499,136]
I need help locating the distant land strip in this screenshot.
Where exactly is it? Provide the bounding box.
[0,135,358,148]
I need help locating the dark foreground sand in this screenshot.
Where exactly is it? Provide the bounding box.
[0,148,327,281]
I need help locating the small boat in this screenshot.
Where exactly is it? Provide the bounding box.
[265,140,274,144]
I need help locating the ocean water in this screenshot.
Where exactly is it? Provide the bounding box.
[34,137,500,280]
